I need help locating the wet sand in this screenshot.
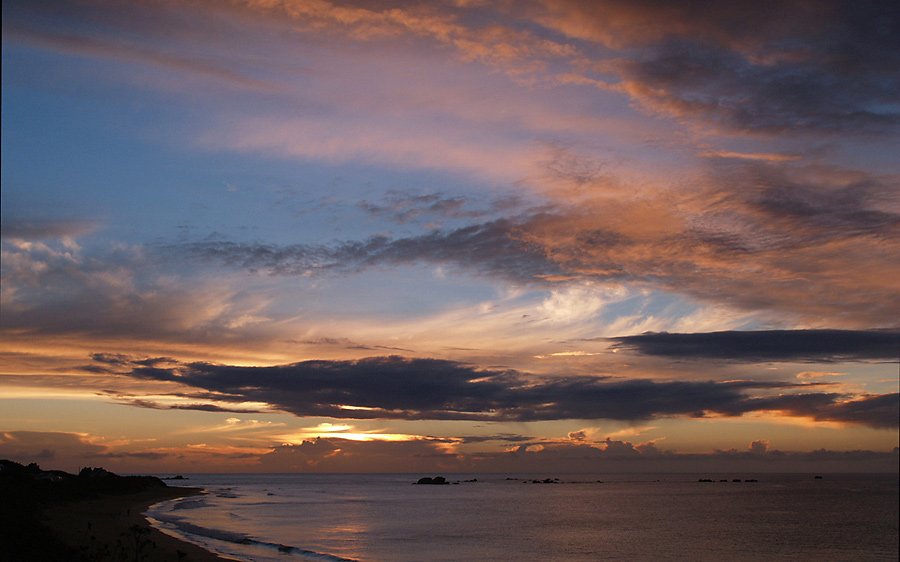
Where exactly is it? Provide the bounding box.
[42,486,232,561]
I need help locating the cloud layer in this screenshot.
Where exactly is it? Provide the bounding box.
[90,354,899,429]
[5,0,900,331]
[2,0,898,473]
[531,0,900,135]
[4,430,896,474]
[256,435,900,474]
[166,157,900,328]
[610,329,900,362]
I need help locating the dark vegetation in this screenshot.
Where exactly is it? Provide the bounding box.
[0,459,168,562]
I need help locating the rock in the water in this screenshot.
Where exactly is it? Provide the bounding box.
[415,476,449,485]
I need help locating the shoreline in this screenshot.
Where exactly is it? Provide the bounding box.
[41,485,234,562]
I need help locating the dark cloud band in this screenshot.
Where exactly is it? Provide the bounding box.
[609,329,900,362]
[90,353,898,429]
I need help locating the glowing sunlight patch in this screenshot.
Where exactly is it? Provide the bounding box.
[276,423,420,443]
[534,351,601,358]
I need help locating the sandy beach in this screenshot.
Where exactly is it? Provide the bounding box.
[41,486,231,562]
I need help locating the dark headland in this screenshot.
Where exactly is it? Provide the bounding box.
[0,459,227,562]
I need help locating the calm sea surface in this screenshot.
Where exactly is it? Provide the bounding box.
[146,473,898,562]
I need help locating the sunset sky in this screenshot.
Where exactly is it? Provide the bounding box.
[2,0,898,474]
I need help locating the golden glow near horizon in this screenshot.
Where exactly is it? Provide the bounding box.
[1,0,898,474]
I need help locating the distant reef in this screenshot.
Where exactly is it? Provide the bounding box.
[0,459,170,562]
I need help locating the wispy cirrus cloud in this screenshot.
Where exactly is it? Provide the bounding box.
[2,25,279,92]
[162,157,900,327]
[1,218,101,240]
[162,217,562,282]
[15,0,895,140]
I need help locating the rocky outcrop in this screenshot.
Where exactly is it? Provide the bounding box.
[414,476,449,485]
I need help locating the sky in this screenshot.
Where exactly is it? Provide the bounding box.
[1,0,898,474]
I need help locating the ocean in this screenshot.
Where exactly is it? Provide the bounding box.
[146,473,899,562]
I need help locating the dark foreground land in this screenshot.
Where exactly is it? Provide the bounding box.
[0,459,226,562]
